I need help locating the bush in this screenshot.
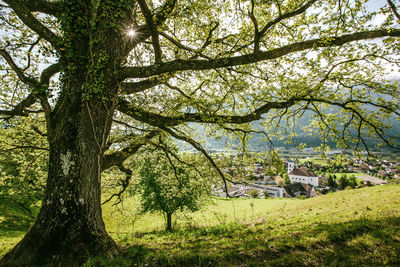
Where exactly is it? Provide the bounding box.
[338,175,349,189]
[348,175,357,188]
[275,176,285,186]
[283,173,290,185]
[248,189,259,199]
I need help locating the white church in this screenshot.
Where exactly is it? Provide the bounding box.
[287,162,319,187]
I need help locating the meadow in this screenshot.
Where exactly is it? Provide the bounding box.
[1,185,400,266]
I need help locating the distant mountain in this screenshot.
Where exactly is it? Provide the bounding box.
[178,112,400,152]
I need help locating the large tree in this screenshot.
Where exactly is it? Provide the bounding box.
[0,0,399,265]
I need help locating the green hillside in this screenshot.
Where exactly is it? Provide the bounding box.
[187,113,400,152]
[2,185,400,266]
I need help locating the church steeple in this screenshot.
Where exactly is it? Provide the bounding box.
[288,161,295,173]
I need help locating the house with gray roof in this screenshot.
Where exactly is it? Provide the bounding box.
[283,183,316,198]
[288,167,319,187]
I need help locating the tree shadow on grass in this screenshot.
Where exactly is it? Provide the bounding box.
[267,216,400,266]
[0,204,36,242]
[93,216,400,266]
[0,207,35,257]
[85,245,151,267]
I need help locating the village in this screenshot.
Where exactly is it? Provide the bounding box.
[213,154,400,199]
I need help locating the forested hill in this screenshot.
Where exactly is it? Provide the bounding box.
[180,114,400,152]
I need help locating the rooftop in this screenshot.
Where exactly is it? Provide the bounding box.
[289,167,318,177]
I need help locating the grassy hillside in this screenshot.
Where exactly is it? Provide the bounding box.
[1,185,399,266]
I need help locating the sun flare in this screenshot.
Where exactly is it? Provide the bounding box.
[127,29,136,37]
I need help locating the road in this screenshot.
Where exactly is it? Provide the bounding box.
[356,174,387,185]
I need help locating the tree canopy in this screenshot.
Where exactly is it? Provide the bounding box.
[0,0,400,265]
[135,148,210,231]
[0,116,47,220]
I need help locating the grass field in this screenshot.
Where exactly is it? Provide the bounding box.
[299,157,329,166]
[1,185,400,266]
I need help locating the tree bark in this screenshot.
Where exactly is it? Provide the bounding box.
[1,83,119,266]
[166,212,173,232]
[0,1,136,263]
[0,1,146,266]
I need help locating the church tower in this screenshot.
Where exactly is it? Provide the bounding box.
[287,161,295,173]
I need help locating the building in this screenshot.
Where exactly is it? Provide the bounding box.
[213,183,284,198]
[283,183,316,198]
[287,161,295,173]
[264,186,284,197]
[288,167,319,187]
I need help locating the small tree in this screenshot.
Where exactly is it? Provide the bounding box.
[338,174,349,189]
[267,151,285,174]
[348,175,358,188]
[248,189,259,199]
[136,150,208,231]
[327,174,338,188]
[284,173,291,185]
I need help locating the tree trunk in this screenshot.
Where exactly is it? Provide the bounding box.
[166,212,173,232]
[0,2,138,265]
[1,90,119,266]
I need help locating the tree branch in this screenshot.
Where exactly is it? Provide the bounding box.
[120,76,166,94]
[147,138,208,182]
[119,28,400,79]
[220,125,274,150]
[25,0,61,17]
[254,0,317,51]
[0,93,37,117]
[117,92,399,151]
[0,48,41,117]
[308,97,400,150]
[138,0,162,62]
[160,31,212,60]
[117,96,301,127]
[153,0,177,25]
[0,48,38,87]
[194,22,220,59]
[23,38,41,72]
[310,97,400,117]
[387,0,400,22]
[39,63,59,129]
[159,126,233,197]
[102,164,133,205]
[102,131,159,171]
[0,51,59,118]
[3,0,60,47]
[260,0,317,37]
[123,0,177,56]
[39,63,60,85]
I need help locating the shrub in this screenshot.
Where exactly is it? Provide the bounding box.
[248,189,259,199]
[275,176,285,186]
